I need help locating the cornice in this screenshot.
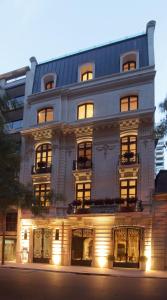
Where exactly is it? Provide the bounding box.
[27,66,156,104]
[21,108,154,136]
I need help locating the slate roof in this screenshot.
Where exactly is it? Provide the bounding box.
[33,34,149,94]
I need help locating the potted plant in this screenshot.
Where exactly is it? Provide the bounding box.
[108,255,115,268]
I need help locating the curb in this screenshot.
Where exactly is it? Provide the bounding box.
[1,266,167,280]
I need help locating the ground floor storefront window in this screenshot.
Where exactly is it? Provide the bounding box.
[113,227,141,268]
[0,238,16,262]
[71,228,93,266]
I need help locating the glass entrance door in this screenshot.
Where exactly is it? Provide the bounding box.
[113,227,140,268]
[33,228,52,263]
[71,228,93,266]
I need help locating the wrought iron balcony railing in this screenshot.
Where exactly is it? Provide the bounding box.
[31,162,52,174]
[119,152,139,165]
[67,198,143,214]
[73,158,92,171]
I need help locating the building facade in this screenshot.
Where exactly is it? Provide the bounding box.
[155,138,165,175]
[5,20,161,270]
[0,66,28,262]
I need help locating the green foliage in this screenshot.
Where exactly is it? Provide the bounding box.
[0,96,34,213]
[155,96,167,141]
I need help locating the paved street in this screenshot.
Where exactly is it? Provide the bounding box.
[0,268,167,300]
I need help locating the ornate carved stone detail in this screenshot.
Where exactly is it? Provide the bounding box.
[32,129,52,141]
[96,144,114,158]
[120,119,139,131]
[119,166,139,179]
[32,173,51,184]
[73,170,92,182]
[75,127,93,138]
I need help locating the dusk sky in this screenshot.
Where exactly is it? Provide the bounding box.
[0,0,167,122]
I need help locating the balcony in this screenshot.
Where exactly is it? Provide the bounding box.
[31,162,52,175]
[73,158,92,171]
[67,198,143,215]
[119,152,139,165]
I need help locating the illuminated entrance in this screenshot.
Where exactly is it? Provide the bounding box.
[113,227,141,268]
[71,228,93,266]
[33,228,52,263]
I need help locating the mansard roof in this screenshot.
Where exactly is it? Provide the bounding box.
[32,33,149,94]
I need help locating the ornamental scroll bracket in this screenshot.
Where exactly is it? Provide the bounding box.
[96,144,114,159]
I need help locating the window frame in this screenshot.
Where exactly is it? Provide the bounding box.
[120,95,138,112]
[120,179,137,199]
[37,107,53,124]
[34,183,51,207]
[122,61,136,72]
[35,143,52,168]
[81,71,93,82]
[76,182,91,207]
[77,103,94,120]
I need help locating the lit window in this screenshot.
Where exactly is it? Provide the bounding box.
[120,96,138,112]
[120,179,137,199]
[37,107,53,124]
[35,144,52,172]
[76,182,91,207]
[79,63,94,82]
[120,136,137,164]
[77,103,94,120]
[81,71,93,81]
[123,61,136,72]
[42,73,56,91]
[34,183,51,207]
[77,142,92,169]
[45,81,54,90]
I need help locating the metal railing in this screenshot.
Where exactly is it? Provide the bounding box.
[31,162,52,174]
[67,198,143,214]
[73,159,92,171]
[119,153,139,165]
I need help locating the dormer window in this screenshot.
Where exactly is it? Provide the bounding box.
[120,52,138,72]
[37,107,53,124]
[45,80,54,90]
[123,61,136,72]
[41,73,57,91]
[81,71,93,81]
[79,63,94,82]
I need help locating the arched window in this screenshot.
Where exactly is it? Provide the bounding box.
[41,73,56,91]
[120,96,138,112]
[120,52,138,72]
[37,107,53,124]
[35,143,52,173]
[77,103,94,120]
[79,63,94,82]
[81,71,93,81]
[123,61,136,72]
[45,80,54,90]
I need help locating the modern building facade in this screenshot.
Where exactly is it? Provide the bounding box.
[155,138,165,174]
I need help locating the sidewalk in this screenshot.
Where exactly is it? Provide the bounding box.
[1,262,167,279]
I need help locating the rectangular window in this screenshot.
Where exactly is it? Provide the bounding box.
[6,213,17,231]
[77,103,94,120]
[34,184,51,207]
[120,179,137,199]
[76,182,91,207]
[120,96,138,112]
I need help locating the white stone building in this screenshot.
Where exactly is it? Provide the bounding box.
[16,20,160,270]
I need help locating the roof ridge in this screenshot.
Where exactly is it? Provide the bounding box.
[37,31,146,66]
